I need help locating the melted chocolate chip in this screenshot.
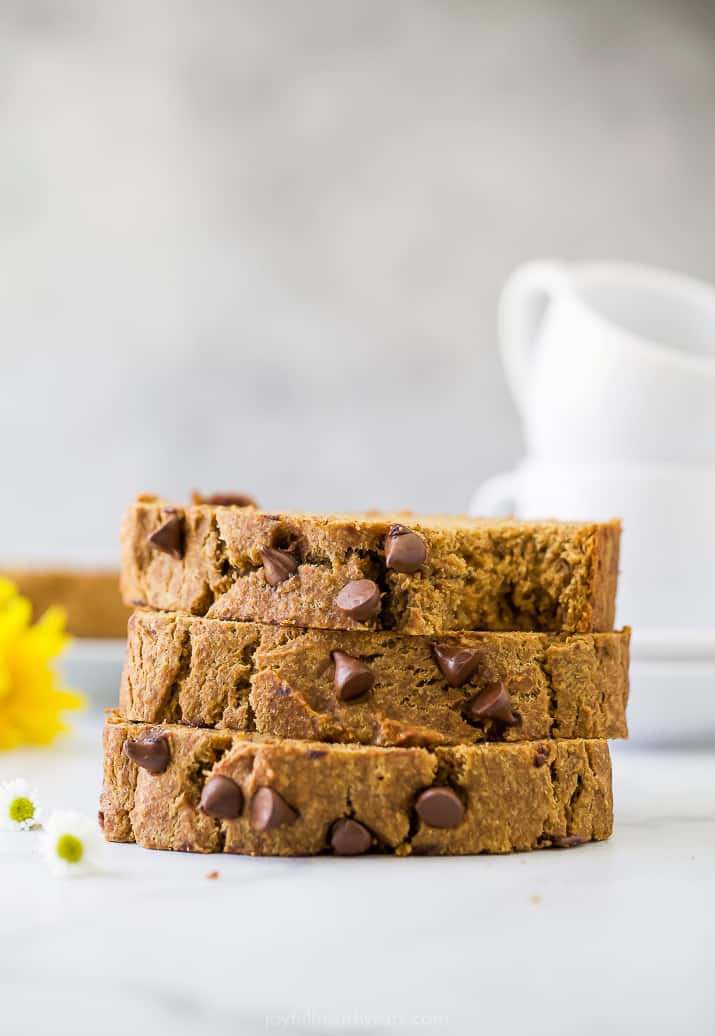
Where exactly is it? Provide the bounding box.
[534,745,550,767]
[250,787,299,831]
[550,834,588,849]
[147,514,184,559]
[332,651,375,702]
[335,579,381,622]
[432,643,481,687]
[261,546,299,586]
[414,787,465,829]
[384,524,427,574]
[198,775,243,819]
[306,749,327,759]
[122,732,170,774]
[465,681,519,726]
[97,810,105,830]
[330,818,373,855]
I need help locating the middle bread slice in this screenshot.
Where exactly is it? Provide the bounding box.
[121,610,629,746]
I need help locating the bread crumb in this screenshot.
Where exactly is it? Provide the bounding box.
[206,870,220,880]
[529,894,542,905]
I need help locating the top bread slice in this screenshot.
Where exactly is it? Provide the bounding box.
[120,496,620,635]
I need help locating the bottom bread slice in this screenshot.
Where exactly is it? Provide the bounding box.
[101,717,613,856]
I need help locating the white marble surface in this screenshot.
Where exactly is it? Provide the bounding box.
[1,716,713,1036]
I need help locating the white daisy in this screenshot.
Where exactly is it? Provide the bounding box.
[40,810,102,877]
[0,779,42,831]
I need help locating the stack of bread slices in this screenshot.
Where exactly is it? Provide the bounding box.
[100,493,627,857]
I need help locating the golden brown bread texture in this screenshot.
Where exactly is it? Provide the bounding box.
[101,717,613,856]
[2,568,129,638]
[120,497,620,634]
[121,610,629,746]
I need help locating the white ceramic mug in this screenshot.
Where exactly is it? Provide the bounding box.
[500,261,715,463]
[470,460,715,630]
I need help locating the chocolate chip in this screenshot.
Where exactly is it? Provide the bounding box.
[261,546,299,586]
[191,491,256,507]
[432,643,481,687]
[332,651,375,702]
[97,810,105,829]
[250,787,298,831]
[465,681,518,726]
[534,745,550,767]
[122,732,170,774]
[384,524,426,574]
[306,749,327,759]
[415,787,465,829]
[147,513,184,559]
[335,580,381,622]
[330,818,373,855]
[550,834,588,849]
[198,775,243,820]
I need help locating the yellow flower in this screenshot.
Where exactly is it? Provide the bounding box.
[0,579,84,750]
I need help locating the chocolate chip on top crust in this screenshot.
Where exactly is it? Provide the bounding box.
[250,788,298,831]
[335,579,381,622]
[465,681,519,726]
[261,546,299,586]
[122,732,170,774]
[414,787,465,829]
[384,524,427,574]
[330,818,373,856]
[191,491,257,508]
[147,513,184,560]
[432,643,481,687]
[332,651,375,702]
[198,775,243,820]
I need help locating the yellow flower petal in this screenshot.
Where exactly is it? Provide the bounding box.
[0,584,84,750]
[0,579,18,608]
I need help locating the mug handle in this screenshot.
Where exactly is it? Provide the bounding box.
[468,470,519,517]
[498,260,569,413]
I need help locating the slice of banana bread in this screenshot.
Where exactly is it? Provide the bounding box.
[120,496,620,634]
[2,569,129,638]
[101,718,612,857]
[121,610,629,746]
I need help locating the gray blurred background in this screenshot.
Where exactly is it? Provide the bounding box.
[2,0,714,563]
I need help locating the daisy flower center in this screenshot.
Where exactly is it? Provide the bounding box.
[9,796,35,824]
[56,833,84,864]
